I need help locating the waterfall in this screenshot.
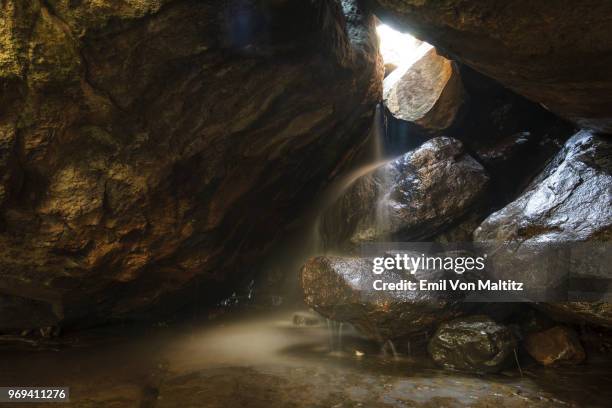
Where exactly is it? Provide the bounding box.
[326,319,345,354]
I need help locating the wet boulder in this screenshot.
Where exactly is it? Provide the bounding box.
[383,48,466,135]
[428,315,518,373]
[475,131,611,243]
[524,326,585,366]
[321,137,489,250]
[300,255,476,342]
[474,131,612,326]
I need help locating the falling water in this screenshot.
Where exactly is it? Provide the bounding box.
[311,103,390,252]
[326,319,345,354]
[308,103,402,357]
[382,339,400,361]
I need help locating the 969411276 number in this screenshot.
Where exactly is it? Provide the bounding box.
[0,387,69,402]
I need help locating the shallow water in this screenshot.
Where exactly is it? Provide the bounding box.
[1,310,611,407]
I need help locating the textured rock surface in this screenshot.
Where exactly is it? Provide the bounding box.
[300,255,474,342]
[475,131,612,327]
[475,131,612,243]
[524,326,585,366]
[365,0,612,132]
[321,137,489,249]
[428,315,517,373]
[383,48,465,134]
[0,0,383,330]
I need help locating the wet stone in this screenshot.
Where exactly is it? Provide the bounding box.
[428,315,518,373]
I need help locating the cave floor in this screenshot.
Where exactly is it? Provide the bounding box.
[1,310,611,408]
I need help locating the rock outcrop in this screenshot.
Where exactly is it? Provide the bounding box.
[524,326,586,366]
[300,255,475,342]
[428,315,517,373]
[320,137,489,249]
[383,48,465,135]
[475,131,611,243]
[365,0,612,133]
[475,131,612,327]
[0,0,383,331]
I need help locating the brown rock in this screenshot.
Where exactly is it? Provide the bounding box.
[0,0,383,330]
[383,48,465,134]
[366,0,612,132]
[383,62,398,77]
[524,326,586,366]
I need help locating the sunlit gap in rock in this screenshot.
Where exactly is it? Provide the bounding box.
[376,24,433,80]
[376,23,434,157]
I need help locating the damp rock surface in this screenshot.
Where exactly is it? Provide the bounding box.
[475,130,612,243]
[474,131,612,327]
[524,326,586,366]
[300,255,475,342]
[366,0,612,132]
[321,137,489,249]
[427,315,518,374]
[0,0,382,330]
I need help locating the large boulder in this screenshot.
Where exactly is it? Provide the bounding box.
[383,48,465,135]
[320,137,489,249]
[365,0,612,133]
[475,131,612,326]
[428,315,518,373]
[300,255,475,342]
[0,0,383,330]
[475,131,611,243]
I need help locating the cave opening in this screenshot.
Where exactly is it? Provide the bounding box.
[376,23,432,76]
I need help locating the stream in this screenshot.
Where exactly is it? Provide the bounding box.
[1,309,611,407]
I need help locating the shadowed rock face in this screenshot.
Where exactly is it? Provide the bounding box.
[383,48,465,134]
[300,256,473,342]
[365,0,612,133]
[0,0,383,330]
[474,131,612,327]
[321,137,489,249]
[428,315,517,373]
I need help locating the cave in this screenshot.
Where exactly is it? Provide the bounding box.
[1,1,611,406]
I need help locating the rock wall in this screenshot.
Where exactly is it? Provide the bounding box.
[0,0,383,330]
[365,0,612,133]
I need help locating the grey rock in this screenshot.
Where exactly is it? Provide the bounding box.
[321,137,489,250]
[475,131,612,326]
[475,131,611,243]
[428,315,518,373]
